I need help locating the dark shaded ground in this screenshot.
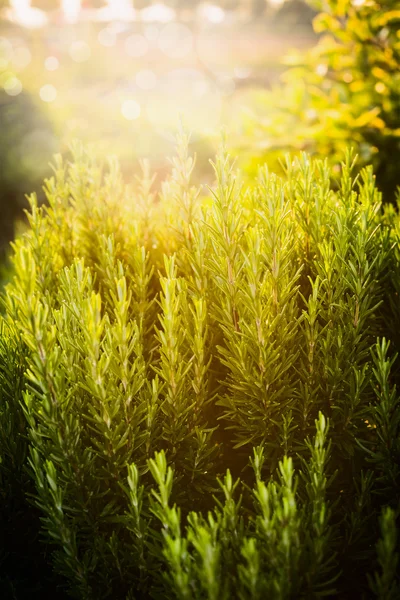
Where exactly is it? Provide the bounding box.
[0,481,70,600]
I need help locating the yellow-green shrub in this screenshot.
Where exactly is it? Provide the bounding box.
[0,139,399,598]
[243,0,400,199]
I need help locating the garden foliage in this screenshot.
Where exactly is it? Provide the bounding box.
[244,0,400,199]
[0,137,400,598]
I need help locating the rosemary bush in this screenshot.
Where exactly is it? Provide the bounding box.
[1,138,399,598]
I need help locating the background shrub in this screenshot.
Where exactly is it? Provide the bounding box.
[242,0,400,199]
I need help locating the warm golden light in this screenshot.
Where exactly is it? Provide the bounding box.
[4,74,22,95]
[1,2,399,596]
[199,4,226,24]
[0,0,319,183]
[12,45,31,69]
[158,23,193,59]
[7,0,47,28]
[61,0,81,24]
[69,41,91,63]
[44,56,60,71]
[124,33,149,57]
[39,83,57,103]
[96,0,136,23]
[121,99,141,120]
[141,3,175,23]
[136,69,157,91]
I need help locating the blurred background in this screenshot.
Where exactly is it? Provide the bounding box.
[2,1,399,266]
[0,0,316,257]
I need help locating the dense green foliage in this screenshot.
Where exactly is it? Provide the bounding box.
[244,0,400,198]
[1,138,400,598]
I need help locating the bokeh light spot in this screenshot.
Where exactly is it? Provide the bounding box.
[45,56,59,71]
[316,64,328,77]
[121,99,141,120]
[7,2,48,28]
[4,76,23,96]
[375,82,386,94]
[306,109,317,120]
[62,0,81,24]
[69,41,91,63]
[96,1,136,23]
[200,5,226,24]
[141,3,175,23]
[40,84,57,103]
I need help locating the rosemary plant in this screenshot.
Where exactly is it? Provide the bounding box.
[0,138,399,598]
